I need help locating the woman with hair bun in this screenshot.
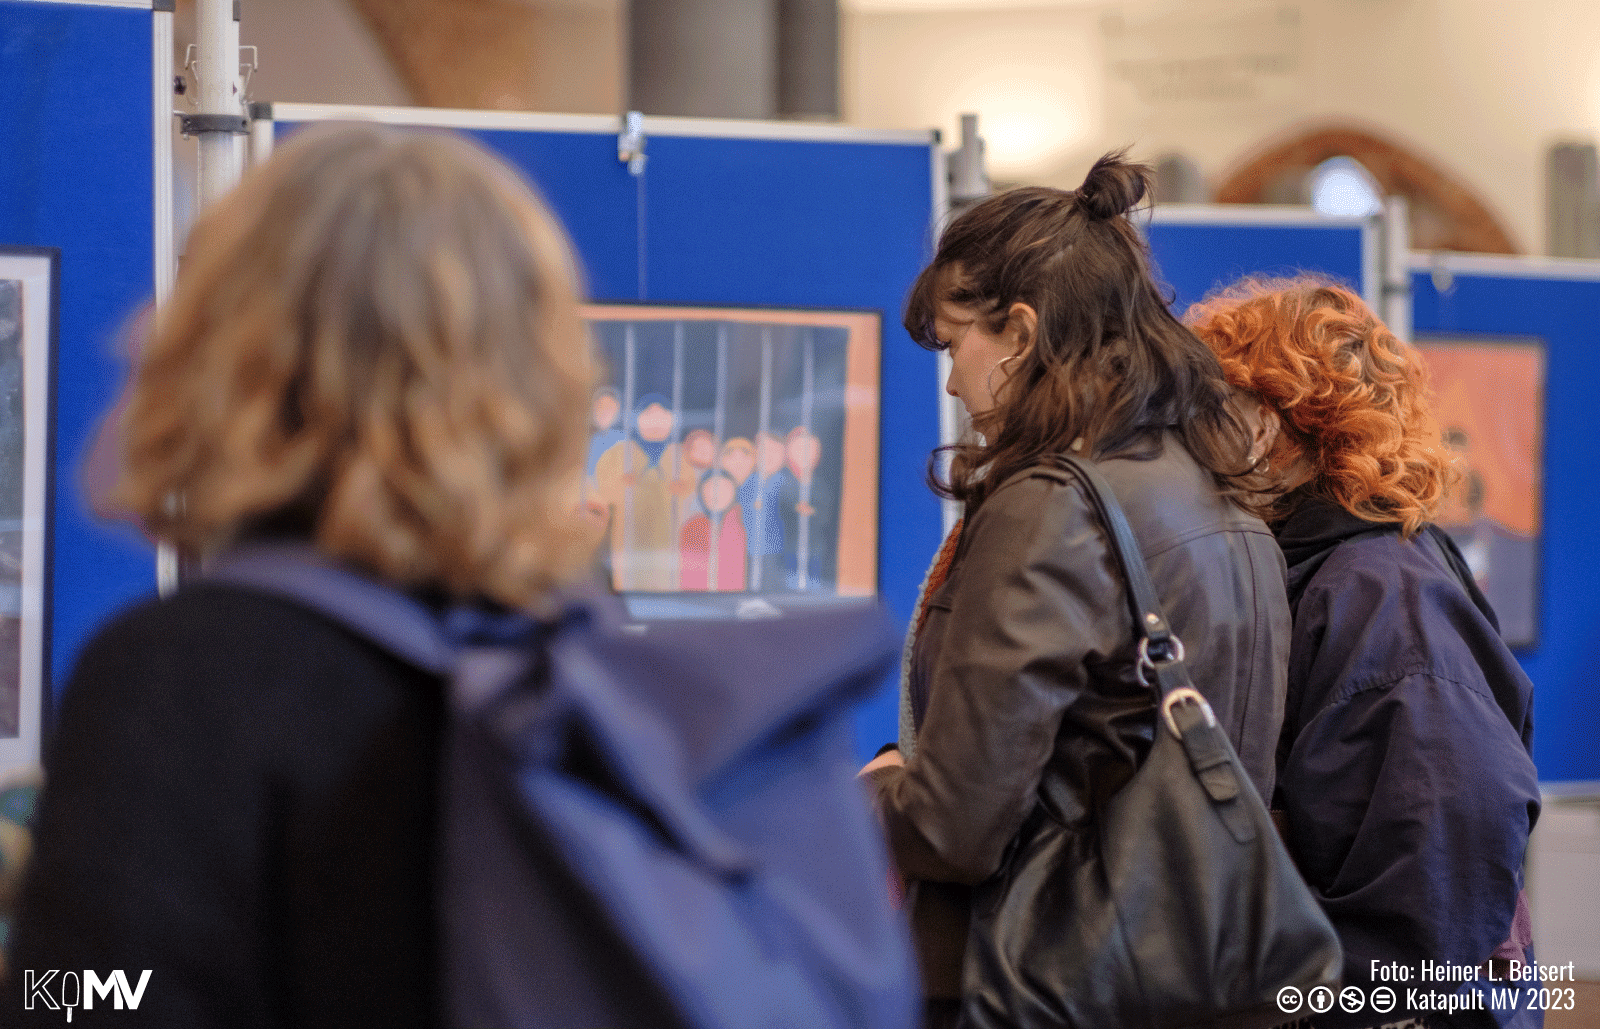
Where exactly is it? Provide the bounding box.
[860,151,1292,1028]
[1186,277,1540,1029]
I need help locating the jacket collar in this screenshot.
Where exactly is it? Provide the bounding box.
[1274,494,1399,608]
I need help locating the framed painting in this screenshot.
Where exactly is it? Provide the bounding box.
[581,304,879,616]
[1415,336,1543,649]
[0,247,56,774]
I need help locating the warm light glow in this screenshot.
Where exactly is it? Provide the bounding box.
[1310,156,1383,218]
[954,76,1093,178]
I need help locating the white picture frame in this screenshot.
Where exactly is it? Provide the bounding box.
[0,247,56,775]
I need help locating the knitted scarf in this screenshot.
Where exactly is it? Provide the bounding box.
[896,518,963,759]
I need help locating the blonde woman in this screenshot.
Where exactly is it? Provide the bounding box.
[8,125,596,1026]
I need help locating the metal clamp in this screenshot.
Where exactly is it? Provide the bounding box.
[239,45,259,103]
[1161,686,1216,739]
[1135,633,1186,687]
[180,43,258,107]
[179,113,250,137]
[618,110,646,176]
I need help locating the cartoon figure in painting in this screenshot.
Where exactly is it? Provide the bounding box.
[582,386,625,530]
[593,393,679,590]
[586,387,624,481]
[679,470,747,592]
[1438,425,1539,646]
[673,428,718,527]
[741,431,800,592]
[785,426,826,591]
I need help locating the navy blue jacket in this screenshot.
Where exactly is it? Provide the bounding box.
[1275,498,1541,1029]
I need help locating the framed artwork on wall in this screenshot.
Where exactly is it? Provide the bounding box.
[0,247,57,774]
[1415,336,1544,649]
[582,304,880,616]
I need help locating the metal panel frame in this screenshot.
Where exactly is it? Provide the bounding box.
[262,102,937,147]
[1147,204,1382,310]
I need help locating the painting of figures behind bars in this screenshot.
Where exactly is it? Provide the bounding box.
[0,280,24,737]
[583,305,880,599]
[1416,337,1544,648]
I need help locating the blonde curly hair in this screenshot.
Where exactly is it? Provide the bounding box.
[112,124,598,607]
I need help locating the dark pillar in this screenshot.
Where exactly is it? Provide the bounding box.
[777,0,837,120]
[628,0,776,119]
[628,0,837,120]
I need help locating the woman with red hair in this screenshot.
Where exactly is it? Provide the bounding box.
[1187,278,1540,1029]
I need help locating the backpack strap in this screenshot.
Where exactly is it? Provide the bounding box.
[202,541,456,675]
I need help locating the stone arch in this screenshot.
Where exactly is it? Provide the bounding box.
[1215,125,1519,254]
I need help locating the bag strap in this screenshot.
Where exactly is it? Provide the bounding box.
[1052,455,1250,812]
[1050,455,1189,703]
[204,543,754,874]
[203,542,457,675]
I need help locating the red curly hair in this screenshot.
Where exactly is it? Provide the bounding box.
[1184,276,1454,537]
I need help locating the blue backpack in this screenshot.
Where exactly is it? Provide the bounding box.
[209,544,918,1029]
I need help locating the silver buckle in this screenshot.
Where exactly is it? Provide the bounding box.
[1135,634,1186,687]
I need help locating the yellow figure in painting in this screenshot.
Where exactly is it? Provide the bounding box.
[594,394,683,590]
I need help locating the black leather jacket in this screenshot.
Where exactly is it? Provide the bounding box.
[871,437,1291,998]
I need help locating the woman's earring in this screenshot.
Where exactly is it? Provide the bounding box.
[986,355,1019,398]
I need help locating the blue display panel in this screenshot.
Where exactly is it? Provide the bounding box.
[643,135,939,754]
[1413,264,1600,784]
[1145,215,1371,314]
[0,2,156,705]
[276,117,941,758]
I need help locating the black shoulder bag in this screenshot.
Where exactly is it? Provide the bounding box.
[961,455,1342,1029]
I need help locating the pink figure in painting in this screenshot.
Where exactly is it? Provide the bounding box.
[673,428,718,527]
[680,471,745,591]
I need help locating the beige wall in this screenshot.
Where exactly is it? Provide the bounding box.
[215,0,618,114]
[843,0,1600,255]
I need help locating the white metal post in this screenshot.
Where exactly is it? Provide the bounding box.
[153,1,180,595]
[1382,195,1413,343]
[247,102,275,166]
[160,0,245,594]
[194,0,244,210]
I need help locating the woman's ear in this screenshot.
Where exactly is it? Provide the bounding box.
[1248,403,1281,466]
[1006,302,1039,359]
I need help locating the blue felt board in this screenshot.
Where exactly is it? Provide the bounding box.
[1146,220,1368,314]
[1413,268,1600,784]
[0,2,156,709]
[278,119,942,759]
[643,134,940,756]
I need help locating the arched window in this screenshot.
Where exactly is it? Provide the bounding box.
[1309,156,1383,219]
[1217,126,1518,253]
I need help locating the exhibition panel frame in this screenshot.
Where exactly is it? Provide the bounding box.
[1144,204,1381,314]
[1412,252,1600,787]
[0,0,169,771]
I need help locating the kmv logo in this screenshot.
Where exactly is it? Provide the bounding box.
[24,970,151,1021]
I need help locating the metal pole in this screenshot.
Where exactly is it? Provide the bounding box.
[752,327,773,591]
[159,0,245,595]
[1381,195,1413,343]
[248,102,275,167]
[194,0,245,211]
[153,2,179,596]
[796,330,813,590]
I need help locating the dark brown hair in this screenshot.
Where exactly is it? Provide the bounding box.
[904,149,1254,508]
